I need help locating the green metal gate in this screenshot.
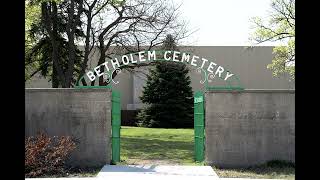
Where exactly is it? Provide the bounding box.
[194,91,205,162]
[111,91,121,164]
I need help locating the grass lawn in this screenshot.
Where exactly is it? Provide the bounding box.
[63,166,102,177]
[119,126,295,179]
[213,161,295,180]
[26,166,102,178]
[120,126,197,165]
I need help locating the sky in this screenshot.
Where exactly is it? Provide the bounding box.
[174,0,280,46]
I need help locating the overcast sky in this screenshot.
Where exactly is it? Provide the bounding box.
[174,0,279,46]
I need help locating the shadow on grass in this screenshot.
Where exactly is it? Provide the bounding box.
[121,137,194,164]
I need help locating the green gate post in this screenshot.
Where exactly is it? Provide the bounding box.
[194,91,205,162]
[111,91,121,164]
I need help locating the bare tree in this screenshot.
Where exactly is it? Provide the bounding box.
[79,0,189,86]
[26,0,189,87]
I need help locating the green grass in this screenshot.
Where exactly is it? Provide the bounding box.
[29,166,102,178]
[213,160,295,179]
[64,166,102,177]
[119,126,295,179]
[119,126,197,165]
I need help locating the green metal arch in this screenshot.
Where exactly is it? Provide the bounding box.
[75,50,244,91]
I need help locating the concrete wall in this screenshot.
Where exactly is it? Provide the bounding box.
[25,88,112,167]
[205,89,295,167]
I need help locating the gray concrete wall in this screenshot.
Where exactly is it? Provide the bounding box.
[205,89,295,167]
[25,88,112,167]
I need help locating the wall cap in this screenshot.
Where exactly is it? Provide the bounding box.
[205,89,295,93]
[25,88,112,92]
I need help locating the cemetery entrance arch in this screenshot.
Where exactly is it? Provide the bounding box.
[75,50,243,164]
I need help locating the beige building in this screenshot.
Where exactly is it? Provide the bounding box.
[26,46,295,112]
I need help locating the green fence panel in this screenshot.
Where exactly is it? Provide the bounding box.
[111,91,121,163]
[194,91,205,162]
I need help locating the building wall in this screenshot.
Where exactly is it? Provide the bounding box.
[205,89,295,167]
[185,46,294,90]
[25,88,112,167]
[25,46,295,110]
[130,46,295,110]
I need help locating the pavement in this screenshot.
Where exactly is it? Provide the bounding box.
[25,165,282,180]
[97,165,219,179]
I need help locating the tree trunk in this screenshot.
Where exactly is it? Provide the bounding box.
[98,38,107,86]
[51,2,67,87]
[77,11,92,85]
[65,0,76,87]
[41,1,66,87]
[52,60,59,88]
